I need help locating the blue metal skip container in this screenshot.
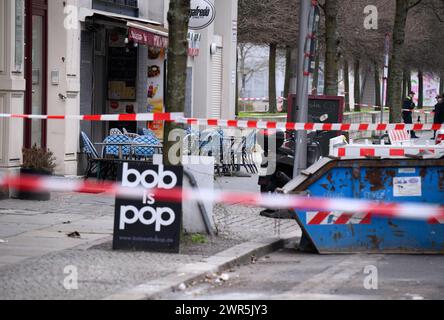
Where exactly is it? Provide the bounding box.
[287,158,444,254]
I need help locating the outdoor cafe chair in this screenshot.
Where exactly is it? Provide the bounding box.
[133,135,162,160]
[200,129,223,176]
[142,128,158,139]
[243,131,258,173]
[102,134,132,159]
[125,132,140,140]
[80,132,100,177]
[110,128,123,136]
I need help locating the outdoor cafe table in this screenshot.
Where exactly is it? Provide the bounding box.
[94,142,163,159]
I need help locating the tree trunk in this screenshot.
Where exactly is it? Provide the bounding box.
[324,0,339,96]
[402,69,408,98]
[354,59,361,112]
[440,73,444,94]
[374,62,381,108]
[343,60,350,112]
[387,0,410,123]
[312,46,321,95]
[418,70,423,109]
[268,43,277,113]
[402,69,411,97]
[282,46,292,113]
[163,0,190,165]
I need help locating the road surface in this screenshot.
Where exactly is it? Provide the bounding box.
[161,243,444,300]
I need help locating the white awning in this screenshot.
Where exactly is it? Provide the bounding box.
[126,21,168,38]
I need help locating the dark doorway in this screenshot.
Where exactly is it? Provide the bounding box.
[24,0,48,148]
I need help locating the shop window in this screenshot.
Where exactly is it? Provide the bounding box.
[14,0,24,72]
[92,0,139,17]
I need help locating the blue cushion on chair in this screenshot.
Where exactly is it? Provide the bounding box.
[134,135,161,158]
[103,134,131,157]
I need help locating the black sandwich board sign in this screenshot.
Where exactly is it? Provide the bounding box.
[287,95,345,124]
[113,163,183,253]
[287,95,345,157]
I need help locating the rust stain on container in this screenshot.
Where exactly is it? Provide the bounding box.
[365,169,385,192]
[420,167,428,178]
[333,232,342,241]
[367,235,382,250]
[386,170,396,179]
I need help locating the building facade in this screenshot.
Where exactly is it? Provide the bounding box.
[0,0,238,177]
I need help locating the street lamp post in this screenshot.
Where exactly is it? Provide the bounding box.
[293,0,320,178]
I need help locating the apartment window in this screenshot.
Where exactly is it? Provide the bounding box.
[92,0,139,17]
[14,0,24,72]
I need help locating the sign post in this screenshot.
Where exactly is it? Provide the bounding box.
[113,163,183,253]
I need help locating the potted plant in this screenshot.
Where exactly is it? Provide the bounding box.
[17,145,56,201]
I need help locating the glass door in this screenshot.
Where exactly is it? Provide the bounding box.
[25,1,47,148]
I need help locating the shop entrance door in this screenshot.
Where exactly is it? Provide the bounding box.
[24,0,47,148]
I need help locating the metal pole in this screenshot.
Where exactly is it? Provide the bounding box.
[293,0,311,178]
[382,33,390,124]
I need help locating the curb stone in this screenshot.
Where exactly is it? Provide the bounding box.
[104,234,298,300]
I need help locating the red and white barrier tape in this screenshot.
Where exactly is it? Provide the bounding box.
[0,112,184,122]
[402,109,435,114]
[334,146,444,159]
[1,112,443,131]
[239,97,285,102]
[1,174,443,222]
[178,118,444,131]
[354,103,388,109]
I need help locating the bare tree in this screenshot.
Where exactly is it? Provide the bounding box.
[238,0,299,113]
[283,45,292,112]
[386,0,422,122]
[163,0,190,165]
[320,0,340,96]
[269,43,278,113]
[237,44,268,98]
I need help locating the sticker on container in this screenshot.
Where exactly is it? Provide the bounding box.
[393,177,422,197]
[398,168,416,174]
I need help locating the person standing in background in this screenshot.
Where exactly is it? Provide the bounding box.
[402,91,419,139]
[432,94,444,139]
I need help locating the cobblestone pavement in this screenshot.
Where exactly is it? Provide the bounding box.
[0,175,299,300]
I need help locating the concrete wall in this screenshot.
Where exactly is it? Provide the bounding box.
[214,0,237,119]
[47,0,81,175]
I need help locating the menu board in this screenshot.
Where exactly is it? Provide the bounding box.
[287,95,345,123]
[147,47,166,139]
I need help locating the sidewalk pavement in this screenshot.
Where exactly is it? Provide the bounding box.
[0,175,299,300]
